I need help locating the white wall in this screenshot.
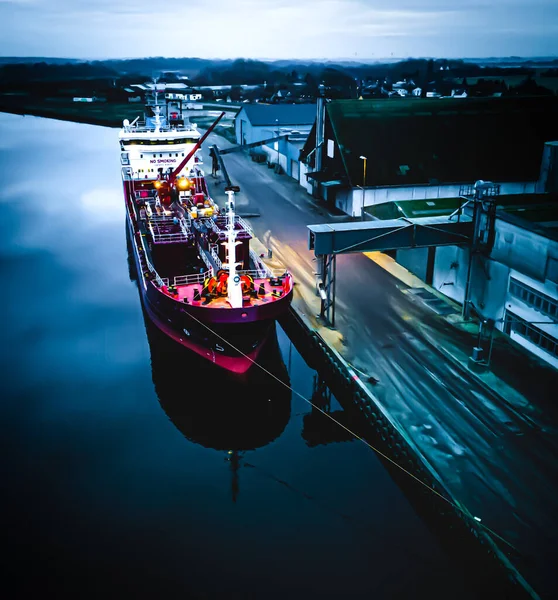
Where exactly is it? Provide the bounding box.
[397,248,429,281]
[340,181,538,217]
[433,246,469,304]
[299,162,312,193]
[432,218,558,367]
[261,142,287,172]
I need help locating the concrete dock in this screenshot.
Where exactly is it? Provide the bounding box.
[200,131,558,599]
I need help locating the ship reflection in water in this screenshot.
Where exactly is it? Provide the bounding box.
[143,314,292,500]
[145,314,291,450]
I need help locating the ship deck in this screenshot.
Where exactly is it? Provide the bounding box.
[162,278,291,308]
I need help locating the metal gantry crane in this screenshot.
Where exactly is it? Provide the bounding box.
[208,133,290,193]
[307,180,500,328]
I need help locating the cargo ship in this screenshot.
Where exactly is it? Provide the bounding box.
[119,85,294,373]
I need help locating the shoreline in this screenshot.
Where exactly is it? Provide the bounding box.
[0,105,125,128]
[0,104,237,143]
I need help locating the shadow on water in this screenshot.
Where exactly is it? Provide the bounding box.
[143,315,292,453]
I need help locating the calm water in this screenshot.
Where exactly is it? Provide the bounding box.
[1,113,483,598]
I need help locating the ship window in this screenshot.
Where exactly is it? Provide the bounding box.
[182,153,185,157]
[140,154,143,158]
[176,153,178,157]
[160,154,163,157]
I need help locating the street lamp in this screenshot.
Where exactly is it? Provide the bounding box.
[359,155,367,219]
[275,118,280,170]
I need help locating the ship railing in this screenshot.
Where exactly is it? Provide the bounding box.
[143,255,165,288]
[206,219,221,235]
[179,217,191,237]
[129,219,165,287]
[236,215,254,235]
[124,122,197,134]
[246,249,290,279]
[148,214,175,222]
[173,270,213,286]
[238,268,289,279]
[210,246,223,269]
[206,215,253,236]
[249,249,273,277]
[151,232,190,244]
[146,217,190,244]
[135,190,158,200]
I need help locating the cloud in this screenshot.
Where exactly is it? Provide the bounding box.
[0,0,556,59]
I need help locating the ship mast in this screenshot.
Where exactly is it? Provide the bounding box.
[153,81,162,133]
[222,190,243,309]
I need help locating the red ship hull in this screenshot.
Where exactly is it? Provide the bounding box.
[124,180,293,374]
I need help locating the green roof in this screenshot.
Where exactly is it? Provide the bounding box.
[367,197,463,220]
[367,193,558,239]
[327,96,558,187]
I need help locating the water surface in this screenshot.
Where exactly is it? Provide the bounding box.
[1,113,486,599]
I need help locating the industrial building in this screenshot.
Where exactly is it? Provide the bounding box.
[234,104,315,179]
[366,184,558,368]
[300,96,558,217]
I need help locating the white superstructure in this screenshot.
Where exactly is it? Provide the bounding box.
[222,191,243,309]
[119,84,202,182]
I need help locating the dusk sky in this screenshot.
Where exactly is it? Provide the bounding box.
[1,0,557,60]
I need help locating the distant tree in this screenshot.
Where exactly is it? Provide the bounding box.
[303,72,319,95]
[509,75,554,96]
[229,85,243,101]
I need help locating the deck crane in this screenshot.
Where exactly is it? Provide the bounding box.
[155,112,225,206]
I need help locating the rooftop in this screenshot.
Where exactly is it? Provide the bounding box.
[316,96,558,187]
[237,103,317,127]
[366,193,558,241]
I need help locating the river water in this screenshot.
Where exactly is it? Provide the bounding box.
[1,112,488,598]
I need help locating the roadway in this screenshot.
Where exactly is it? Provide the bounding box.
[199,131,558,598]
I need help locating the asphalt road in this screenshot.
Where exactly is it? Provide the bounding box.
[199,132,558,597]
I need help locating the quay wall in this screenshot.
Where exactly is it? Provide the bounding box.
[279,305,539,600]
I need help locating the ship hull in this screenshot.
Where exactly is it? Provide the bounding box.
[124,182,292,374]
